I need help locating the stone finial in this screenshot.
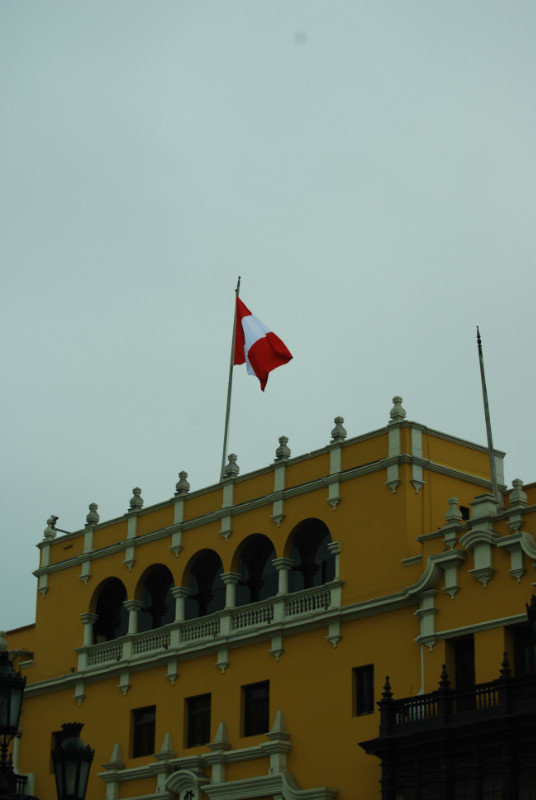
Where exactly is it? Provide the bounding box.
[499,652,512,679]
[267,710,289,740]
[156,733,175,760]
[43,515,58,540]
[381,676,393,702]
[224,454,239,479]
[209,721,231,752]
[331,416,347,444]
[510,478,527,508]
[175,471,190,496]
[438,664,450,690]
[445,497,462,524]
[0,632,7,652]
[389,396,406,424]
[85,503,99,527]
[129,488,143,512]
[103,742,124,771]
[275,436,291,462]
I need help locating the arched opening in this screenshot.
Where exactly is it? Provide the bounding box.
[92,578,128,642]
[138,564,174,632]
[288,519,335,592]
[236,534,277,606]
[185,550,225,619]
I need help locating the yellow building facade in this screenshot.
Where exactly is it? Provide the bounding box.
[6,396,536,799]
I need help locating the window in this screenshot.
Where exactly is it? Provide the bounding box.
[288,519,335,592]
[459,505,470,521]
[353,665,374,716]
[186,693,211,747]
[185,550,225,619]
[513,623,536,676]
[131,706,155,758]
[450,635,475,687]
[236,535,277,606]
[138,565,174,632]
[243,680,269,736]
[93,578,128,642]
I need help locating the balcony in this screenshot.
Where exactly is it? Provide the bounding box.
[360,658,536,798]
[78,581,341,673]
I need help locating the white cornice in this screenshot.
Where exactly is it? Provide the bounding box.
[35,458,503,576]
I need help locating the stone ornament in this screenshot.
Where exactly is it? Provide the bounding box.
[275,436,291,461]
[85,503,99,527]
[445,497,463,524]
[331,416,347,443]
[224,454,239,478]
[43,515,58,540]
[175,471,190,496]
[510,478,527,508]
[129,488,144,512]
[389,396,406,423]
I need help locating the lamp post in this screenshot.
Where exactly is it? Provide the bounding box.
[0,633,94,800]
[0,636,26,800]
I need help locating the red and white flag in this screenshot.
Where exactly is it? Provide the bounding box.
[233,296,292,391]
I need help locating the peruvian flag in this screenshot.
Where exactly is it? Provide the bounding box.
[234,296,293,391]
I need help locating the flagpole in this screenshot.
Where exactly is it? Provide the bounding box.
[221,277,241,480]
[476,326,500,507]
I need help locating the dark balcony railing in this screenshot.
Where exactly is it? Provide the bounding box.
[378,654,536,734]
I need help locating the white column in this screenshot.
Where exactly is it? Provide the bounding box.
[273,558,293,594]
[221,573,240,608]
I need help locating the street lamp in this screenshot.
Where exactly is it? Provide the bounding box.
[0,633,94,800]
[0,638,26,800]
[51,723,94,800]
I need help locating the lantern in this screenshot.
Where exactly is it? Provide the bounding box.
[51,723,94,800]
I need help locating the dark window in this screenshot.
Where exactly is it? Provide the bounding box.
[243,680,269,736]
[132,706,155,758]
[185,550,225,619]
[452,636,475,687]
[288,519,335,592]
[93,578,128,642]
[513,623,536,676]
[138,565,174,632]
[236,535,277,606]
[353,665,374,716]
[186,693,211,747]
[459,505,470,521]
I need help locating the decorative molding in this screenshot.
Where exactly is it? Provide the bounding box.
[326,621,341,648]
[410,426,425,493]
[73,680,86,706]
[270,635,284,661]
[118,671,130,696]
[35,455,513,580]
[216,647,229,674]
[402,555,423,567]
[166,660,179,684]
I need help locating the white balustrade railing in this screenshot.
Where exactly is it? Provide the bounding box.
[286,587,331,616]
[232,601,274,630]
[134,629,170,655]
[83,583,337,670]
[87,640,123,666]
[181,617,221,642]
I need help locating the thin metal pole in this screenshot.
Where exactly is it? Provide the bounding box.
[220,277,241,480]
[476,326,500,507]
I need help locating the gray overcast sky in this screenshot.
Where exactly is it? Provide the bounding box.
[2,1,536,629]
